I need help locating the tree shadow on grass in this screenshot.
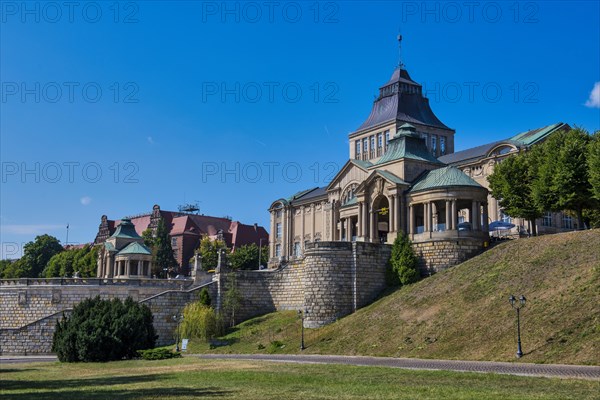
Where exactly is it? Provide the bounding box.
[1,373,231,398]
[2,387,230,399]
[1,374,159,391]
[0,368,38,374]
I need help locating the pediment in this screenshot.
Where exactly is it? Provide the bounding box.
[355,169,409,195]
[326,159,372,192]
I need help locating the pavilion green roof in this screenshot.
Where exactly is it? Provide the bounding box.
[376,124,443,166]
[110,218,141,239]
[117,241,151,256]
[409,166,483,193]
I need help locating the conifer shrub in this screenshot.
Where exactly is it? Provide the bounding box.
[52,296,156,362]
[137,348,182,360]
[387,233,420,287]
[198,287,211,306]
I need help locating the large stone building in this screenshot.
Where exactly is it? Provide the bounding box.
[268,63,573,271]
[95,204,268,273]
[268,64,491,273]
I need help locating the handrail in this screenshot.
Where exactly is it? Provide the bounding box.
[0,277,196,287]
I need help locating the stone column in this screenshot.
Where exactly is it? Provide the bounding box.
[424,202,430,232]
[301,207,305,251]
[472,200,479,231]
[357,202,363,237]
[311,204,316,241]
[451,199,458,230]
[389,195,395,233]
[362,201,369,240]
[482,202,489,232]
[409,204,415,234]
[282,208,288,258]
[370,209,377,242]
[345,218,351,241]
[445,200,451,231]
[270,210,276,258]
[398,196,404,233]
[321,201,327,240]
[429,202,434,233]
[126,260,131,277]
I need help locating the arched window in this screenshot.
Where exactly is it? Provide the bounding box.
[341,183,358,205]
[489,145,516,157]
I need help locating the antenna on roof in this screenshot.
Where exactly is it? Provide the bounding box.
[178,201,200,214]
[397,33,405,68]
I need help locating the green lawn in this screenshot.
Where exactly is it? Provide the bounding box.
[1,357,598,400]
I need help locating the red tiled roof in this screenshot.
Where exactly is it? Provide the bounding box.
[104,209,268,251]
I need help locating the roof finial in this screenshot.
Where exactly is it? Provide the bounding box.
[397,33,405,68]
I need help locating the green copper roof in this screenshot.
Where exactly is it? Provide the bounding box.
[117,241,151,256]
[110,218,141,239]
[409,166,484,193]
[509,122,565,146]
[350,159,373,170]
[375,170,409,185]
[376,124,443,166]
[104,241,116,252]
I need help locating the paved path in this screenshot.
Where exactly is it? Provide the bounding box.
[3,354,598,380]
[197,354,600,381]
[1,355,58,364]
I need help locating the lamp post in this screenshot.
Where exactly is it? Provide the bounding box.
[509,295,526,358]
[298,309,305,351]
[258,238,264,270]
[173,314,183,352]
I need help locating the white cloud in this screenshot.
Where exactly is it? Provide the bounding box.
[147,136,155,144]
[585,82,600,108]
[1,224,65,235]
[80,196,92,205]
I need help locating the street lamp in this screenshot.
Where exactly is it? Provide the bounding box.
[298,309,306,351]
[173,314,183,352]
[509,295,526,358]
[258,238,264,270]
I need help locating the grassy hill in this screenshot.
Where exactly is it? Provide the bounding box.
[189,230,600,365]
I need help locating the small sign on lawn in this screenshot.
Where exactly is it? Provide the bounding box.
[181,339,189,351]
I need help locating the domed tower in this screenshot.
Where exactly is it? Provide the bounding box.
[350,37,455,162]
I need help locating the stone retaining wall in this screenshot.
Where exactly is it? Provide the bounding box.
[218,242,392,329]
[0,280,216,354]
[412,238,485,275]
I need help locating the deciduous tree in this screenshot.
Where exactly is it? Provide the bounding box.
[229,243,268,270]
[197,236,228,271]
[488,151,542,235]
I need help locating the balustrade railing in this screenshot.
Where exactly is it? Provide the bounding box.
[0,277,195,287]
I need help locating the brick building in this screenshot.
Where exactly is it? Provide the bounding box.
[95,204,268,273]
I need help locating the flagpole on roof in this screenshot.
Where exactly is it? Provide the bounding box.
[66,224,69,246]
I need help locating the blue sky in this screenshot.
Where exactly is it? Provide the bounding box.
[1,0,599,257]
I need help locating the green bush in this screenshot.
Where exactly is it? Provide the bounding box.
[179,302,223,341]
[198,287,211,306]
[137,348,182,360]
[387,233,420,287]
[52,296,156,362]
